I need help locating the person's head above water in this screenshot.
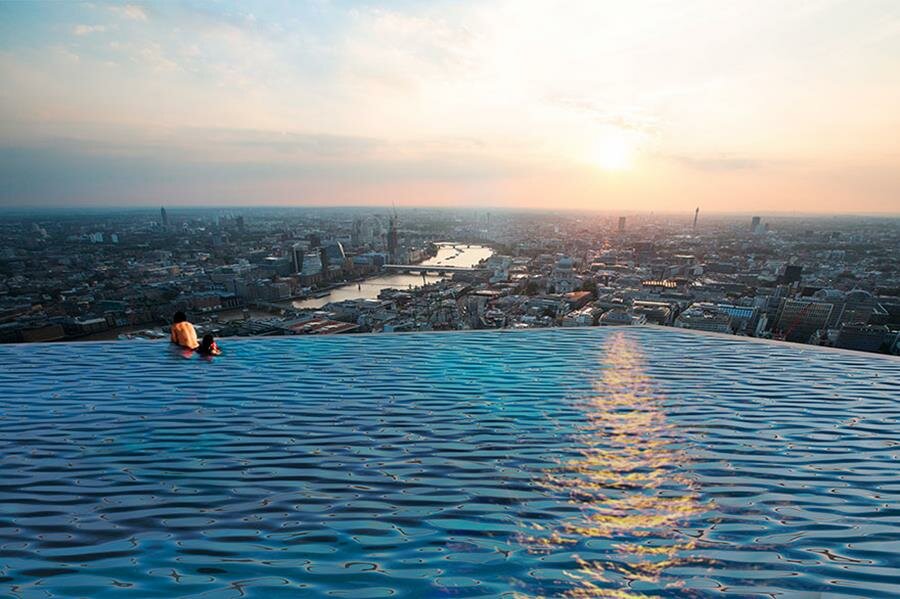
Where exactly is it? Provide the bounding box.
[198,333,220,355]
[173,311,187,324]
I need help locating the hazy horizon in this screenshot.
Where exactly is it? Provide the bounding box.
[4,204,899,221]
[2,1,899,214]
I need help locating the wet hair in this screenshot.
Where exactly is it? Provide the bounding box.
[173,311,187,323]
[199,334,215,354]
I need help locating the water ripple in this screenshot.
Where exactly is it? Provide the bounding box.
[1,328,898,597]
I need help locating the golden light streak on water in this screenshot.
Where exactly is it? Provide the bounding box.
[519,332,714,598]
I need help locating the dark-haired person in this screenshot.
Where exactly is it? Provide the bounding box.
[170,311,199,350]
[197,333,222,356]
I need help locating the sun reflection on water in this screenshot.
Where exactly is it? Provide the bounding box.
[519,332,714,597]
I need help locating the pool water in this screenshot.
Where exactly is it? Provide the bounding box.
[1,327,898,597]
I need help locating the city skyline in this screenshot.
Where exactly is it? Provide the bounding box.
[2,206,897,351]
[2,1,900,214]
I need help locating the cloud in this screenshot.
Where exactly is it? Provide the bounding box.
[665,154,791,172]
[2,1,899,212]
[7,126,384,162]
[682,156,761,171]
[189,128,383,158]
[0,141,523,207]
[52,46,80,64]
[137,43,179,71]
[549,96,661,135]
[72,24,107,36]
[109,4,148,21]
[340,7,479,91]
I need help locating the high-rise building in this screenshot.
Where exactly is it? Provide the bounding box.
[632,241,655,266]
[809,288,887,328]
[751,216,761,233]
[775,299,833,343]
[618,216,626,233]
[360,217,375,245]
[160,207,169,229]
[351,218,362,247]
[779,264,803,286]
[834,323,888,353]
[236,215,245,233]
[841,289,887,325]
[301,251,322,276]
[291,244,305,275]
[323,241,346,267]
[387,216,399,263]
[693,207,699,231]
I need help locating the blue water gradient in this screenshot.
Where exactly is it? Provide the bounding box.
[1,327,898,597]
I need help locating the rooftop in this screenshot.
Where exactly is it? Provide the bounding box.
[1,327,898,597]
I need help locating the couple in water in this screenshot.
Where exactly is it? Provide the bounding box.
[170,311,222,356]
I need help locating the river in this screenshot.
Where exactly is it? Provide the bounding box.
[289,243,493,309]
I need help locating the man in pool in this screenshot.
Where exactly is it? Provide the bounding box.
[170,311,199,350]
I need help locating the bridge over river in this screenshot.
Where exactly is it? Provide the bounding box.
[287,244,494,309]
[381,263,489,275]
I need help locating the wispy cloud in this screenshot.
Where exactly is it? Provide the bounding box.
[72,24,107,36]
[667,154,770,172]
[136,43,179,71]
[548,96,661,134]
[109,4,148,21]
[190,128,383,158]
[51,46,80,64]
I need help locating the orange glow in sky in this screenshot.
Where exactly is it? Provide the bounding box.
[1,1,898,213]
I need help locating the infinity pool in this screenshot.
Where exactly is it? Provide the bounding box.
[1,327,898,597]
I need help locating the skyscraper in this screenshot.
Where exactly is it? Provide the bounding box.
[751,216,761,232]
[693,207,699,231]
[775,299,832,343]
[618,216,626,233]
[351,218,362,247]
[779,264,803,286]
[160,206,169,229]
[387,215,399,262]
[291,243,305,275]
[323,241,346,266]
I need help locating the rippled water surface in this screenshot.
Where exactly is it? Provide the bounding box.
[1,328,899,598]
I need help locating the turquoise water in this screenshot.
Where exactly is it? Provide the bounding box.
[1,327,898,597]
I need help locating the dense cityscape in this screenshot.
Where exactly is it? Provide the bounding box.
[1,207,897,354]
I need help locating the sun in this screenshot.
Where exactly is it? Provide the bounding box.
[593,131,637,171]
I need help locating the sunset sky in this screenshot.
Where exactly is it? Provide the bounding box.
[1,0,899,213]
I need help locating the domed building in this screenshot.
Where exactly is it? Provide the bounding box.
[550,255,580,293]
[812,288,845,303]
[842,288,885,326]
[556,256,575,271]
[845,289,874,304]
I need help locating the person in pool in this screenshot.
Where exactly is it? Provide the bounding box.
[197,333,222,356]
[170,311,199,350]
